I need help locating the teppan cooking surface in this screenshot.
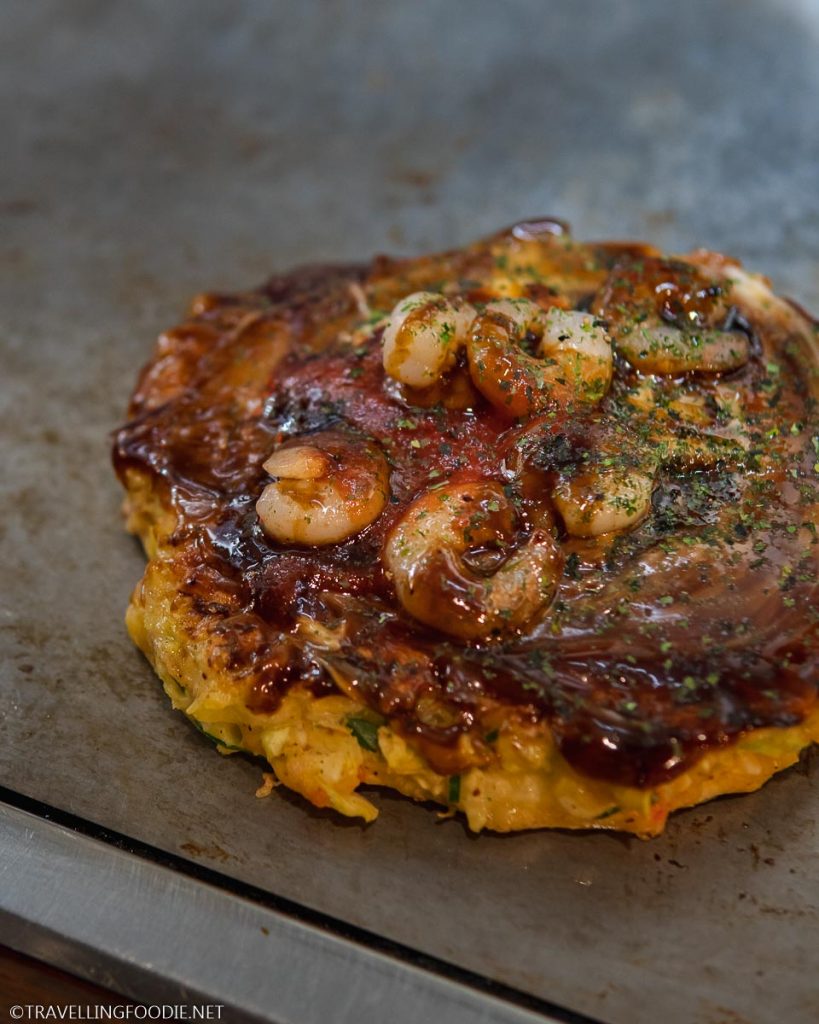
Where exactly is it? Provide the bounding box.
[2,3,818,1022]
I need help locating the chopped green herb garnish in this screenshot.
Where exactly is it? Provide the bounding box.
[192,719,244,752]
[347,717,380,752]
[596,805,621,820]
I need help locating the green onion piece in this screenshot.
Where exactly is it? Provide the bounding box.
[347,717,380,752]
[596,805,621,820]
[191,718,244,752]
[448,775,461,804]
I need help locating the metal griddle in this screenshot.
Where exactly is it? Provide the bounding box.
[2,2,818,1021]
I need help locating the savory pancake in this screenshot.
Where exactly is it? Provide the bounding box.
[114,219,819,836]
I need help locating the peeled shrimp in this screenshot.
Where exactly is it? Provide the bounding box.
[382,292,475,388]
[384,478,560,639]
[257,431,390,546]
[467,299,613,418]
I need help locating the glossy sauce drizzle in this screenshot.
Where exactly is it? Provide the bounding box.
[114,229,819,787]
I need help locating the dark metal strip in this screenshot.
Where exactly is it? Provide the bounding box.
[0,799,599,1024]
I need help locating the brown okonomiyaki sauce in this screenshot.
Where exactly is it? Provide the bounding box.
[114,224,819,788]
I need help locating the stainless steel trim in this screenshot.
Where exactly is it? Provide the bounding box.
[0,803,563,1024]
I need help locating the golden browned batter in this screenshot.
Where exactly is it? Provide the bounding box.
[114,220,819,836]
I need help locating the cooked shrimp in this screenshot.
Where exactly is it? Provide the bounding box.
[562,425,743,534]
[384,479,560,639]
[507,415,657,539]
[683,251,777,316]
[382,292,475,388]
[593,256,750,375]
[625,378,751,454]
[683,251,817,369]
[257,431,390,546]
[509,410,743,540]
[616,323,749,375]
[552,468,655,538]
[466,299,613,418]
